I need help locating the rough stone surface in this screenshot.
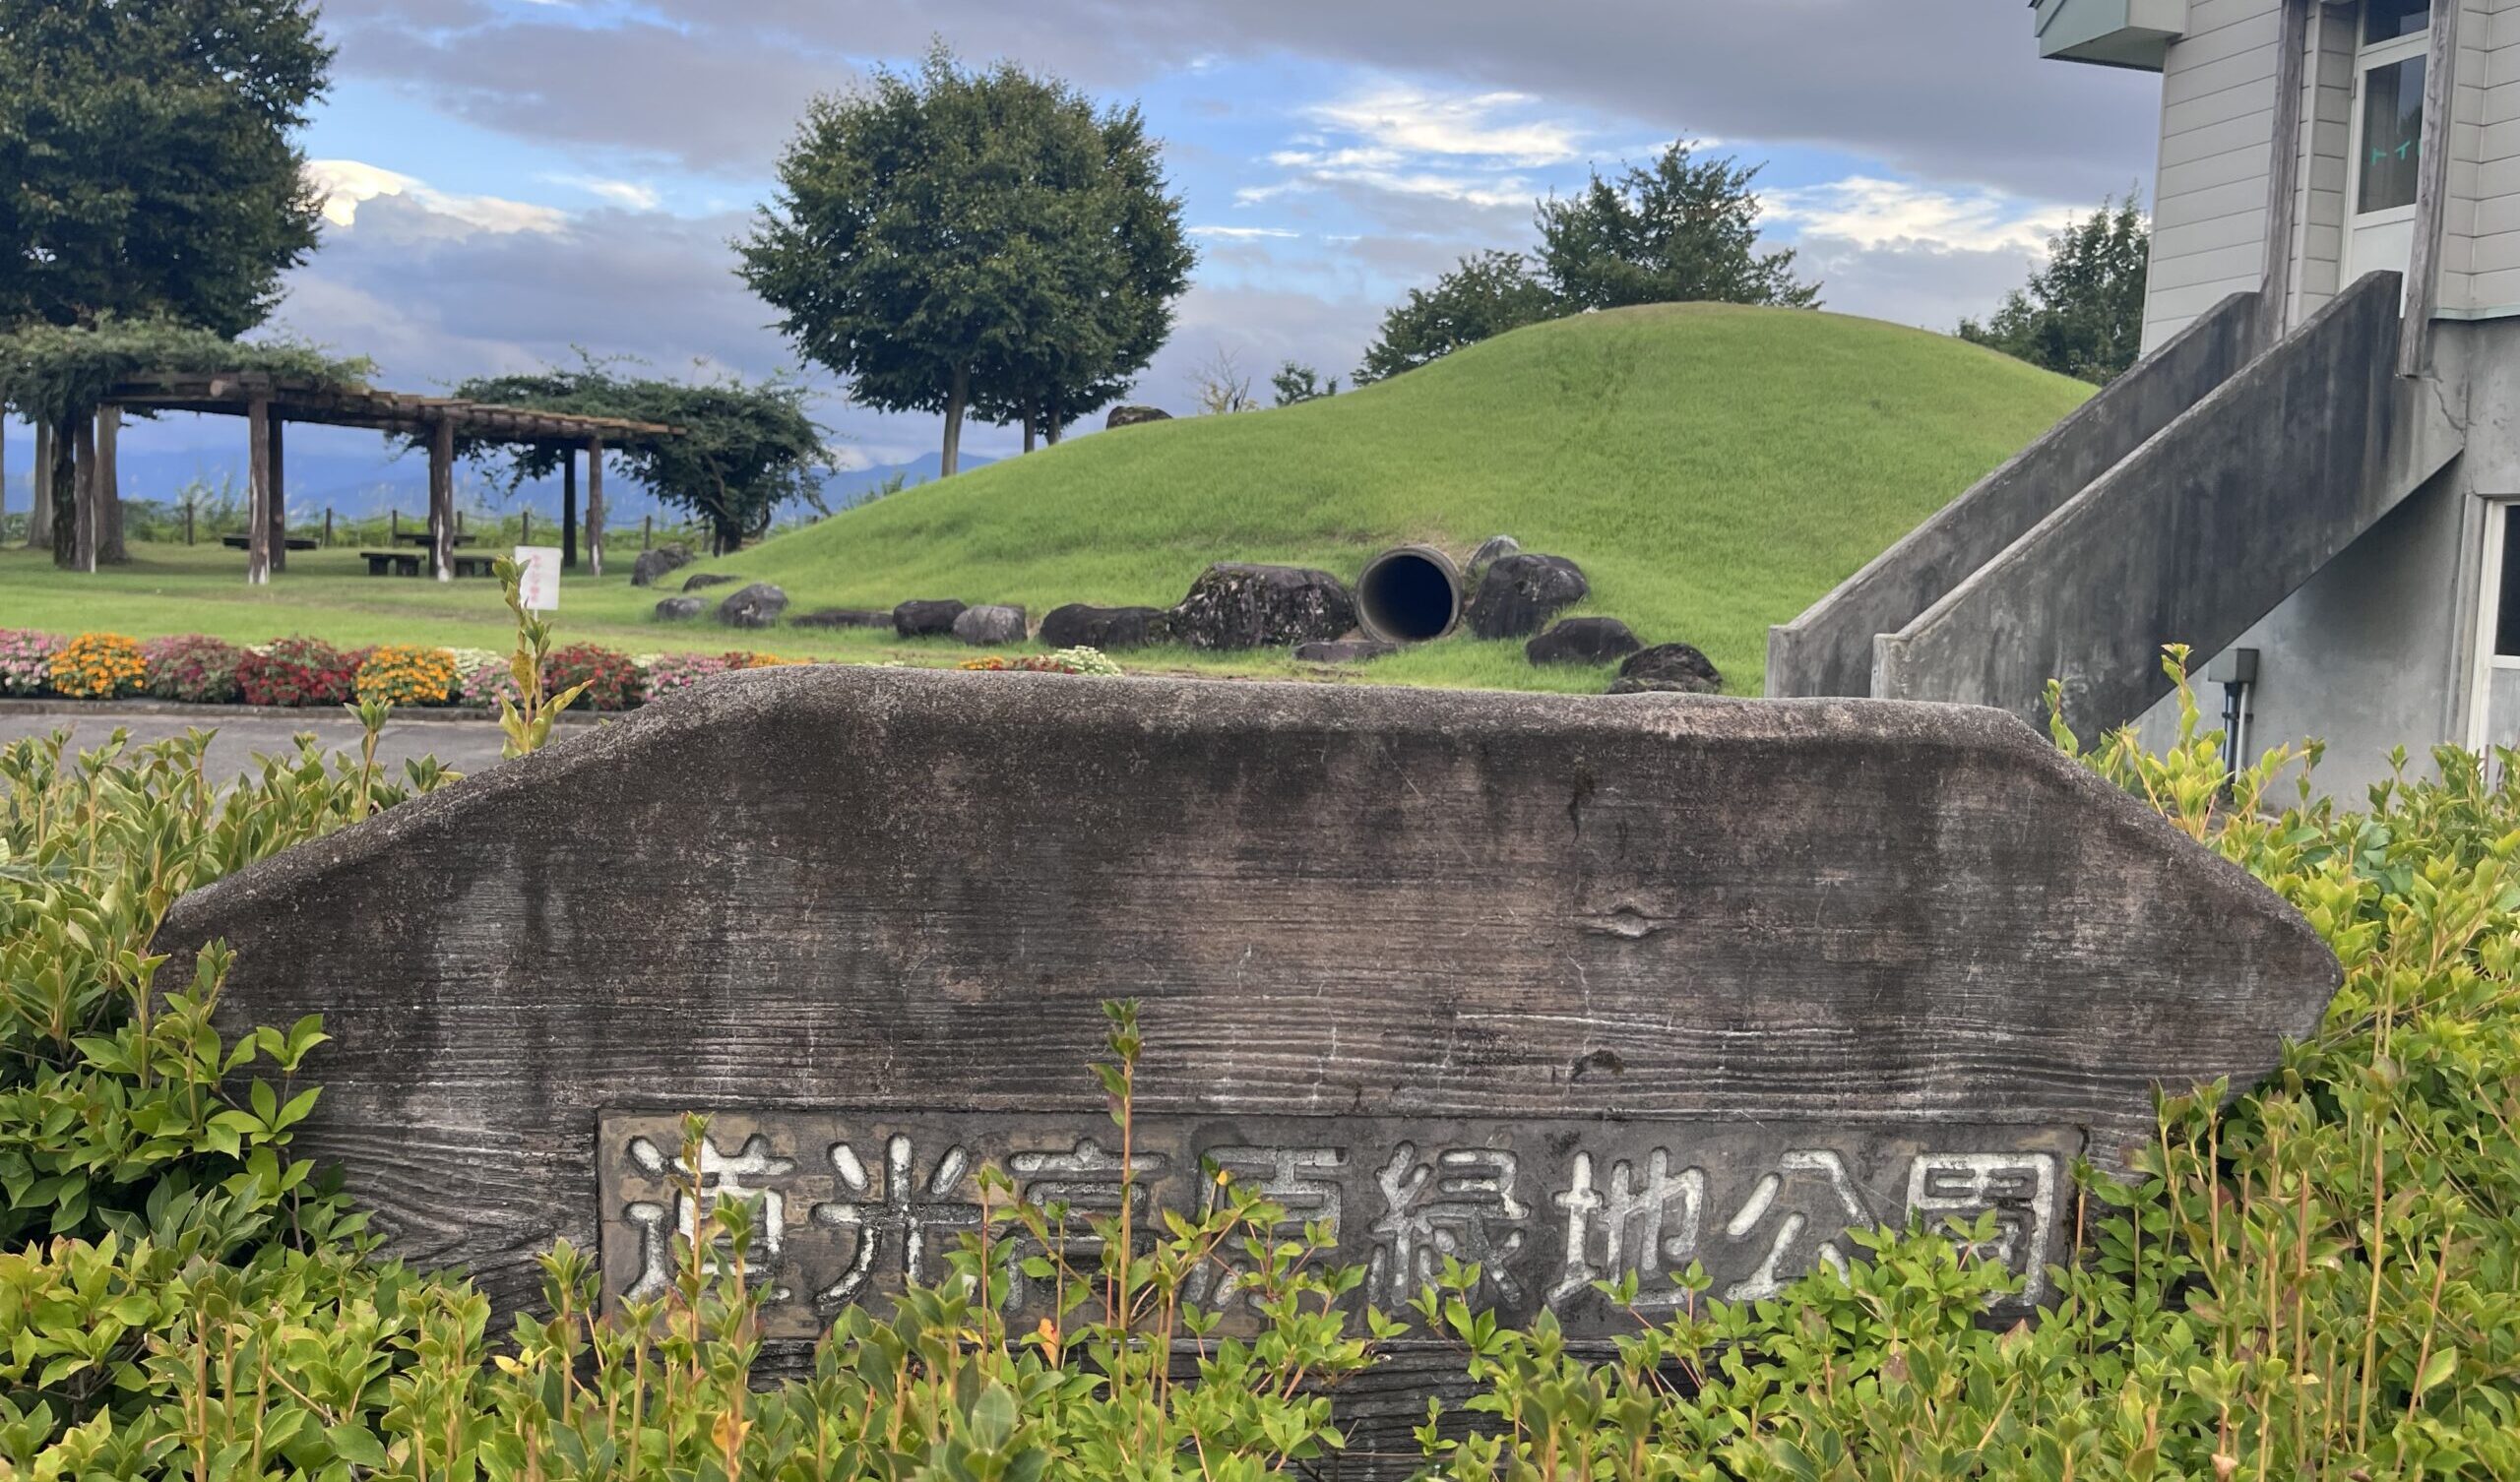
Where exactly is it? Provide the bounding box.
[1038,604,1171,650]
[1467,553,1589,640]
[681,573,741,592]
[1609,643,1724,696]
[652,596,707,621]
[630,543,694,588]
[893,599,969,638]
[1292,639,1400,664]
[1170,563,1357,650]
[1104,403,1172,429]
[716,583,788,629]
[1526,617,1642,665]
[788,607,894,631]
[952,604,1028,646]
[158,671,2340,1457]
[1465,533,1520,588]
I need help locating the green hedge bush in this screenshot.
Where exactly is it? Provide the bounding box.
[1,657,2517,1478]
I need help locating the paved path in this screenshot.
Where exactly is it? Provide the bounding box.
[0,710,520,780]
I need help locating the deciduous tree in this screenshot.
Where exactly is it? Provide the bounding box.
[1355,251,1558,384]
[1537,144,1818,313]
[1959,196,2150,385]
[739,48,1191,475]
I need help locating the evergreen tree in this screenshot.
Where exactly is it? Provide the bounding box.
[1959,197,2151,385]
[739,48,1191,474]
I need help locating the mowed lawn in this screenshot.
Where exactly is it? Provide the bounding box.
[0,304,2091,694]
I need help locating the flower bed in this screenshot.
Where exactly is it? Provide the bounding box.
[0,633,1126,707]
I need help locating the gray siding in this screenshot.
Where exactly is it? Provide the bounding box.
[2145,0,2286,350]
[2455,0,2520,312]
[2294,3,2355,320]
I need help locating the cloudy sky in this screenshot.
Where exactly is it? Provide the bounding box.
[90,0,2163,471]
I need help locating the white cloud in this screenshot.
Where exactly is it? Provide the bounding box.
[305,158,567,235]
[1303,87,1583,166]
[547,174,664,211]
[1191,224,1303,240]
[1765,176,2072,257]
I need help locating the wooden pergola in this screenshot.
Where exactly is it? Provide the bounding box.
[102,371,683,584]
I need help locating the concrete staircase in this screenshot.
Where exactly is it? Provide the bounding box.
[1768,271,2465,732]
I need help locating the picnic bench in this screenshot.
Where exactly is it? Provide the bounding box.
[392,530,477,547]
[221,534,319,552]
[360,550,500,579]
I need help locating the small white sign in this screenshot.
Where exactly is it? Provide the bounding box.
[514,545,562,611]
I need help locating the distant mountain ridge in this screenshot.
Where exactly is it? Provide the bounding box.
[0,440,989,523]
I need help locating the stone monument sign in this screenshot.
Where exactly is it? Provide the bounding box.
[159,668,2338,1349]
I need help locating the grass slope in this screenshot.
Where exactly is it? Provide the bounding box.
[0,305,2089,694]
[713,303,2091,691]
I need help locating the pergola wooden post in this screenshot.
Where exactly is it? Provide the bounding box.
[246,397,273,586]
[70,416,96,574]
[96,407,122,566]
[586,436,604,577]
[25,423,51,551]
[265,415,286,573]
[428,413,456,582]
[561,449,578,569]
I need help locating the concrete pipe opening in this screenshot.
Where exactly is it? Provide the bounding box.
[1356,545,1464,644]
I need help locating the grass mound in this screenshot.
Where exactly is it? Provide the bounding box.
[714,303,2091,691]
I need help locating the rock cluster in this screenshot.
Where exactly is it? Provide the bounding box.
[1527,616,1641,665]
[953,605,1028,646]
[629,543,694,588]
[1467,553,1590,640]
[1040,604,1171,649]
[893,599,968,638]
[1170,564,1357,650]
[717,584,788,630]
[1608,644,1723,695]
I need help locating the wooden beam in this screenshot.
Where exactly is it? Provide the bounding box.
[246,398,272,586]
[587,437,604,579]
[2399,0,2460,377]
[430,414,456,582]
[561,448,578,569]
[2261,0,2308,342]
[266,415,287,573]
[70,416,96,574]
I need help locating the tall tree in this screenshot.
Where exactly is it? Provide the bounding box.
[1354,250,1558,384]
[0,0,330,336]
[1537,144,1818,313]
[740,47,1191,475]
[1355,143,1817,383]
[0,0,330,567]
[1959,196,2150,385]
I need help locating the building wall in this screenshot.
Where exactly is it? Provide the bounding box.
[2291,3,2356,320]
[2449,0,2518,314]
[2145,0,2286,350]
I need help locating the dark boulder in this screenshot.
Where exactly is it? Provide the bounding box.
[953,604,1028,647]
[1607,643,1724,695]
[1105,404,1172,429]
[629,543,694,588]
[681,573,740,592]
[894,599,969,638]
[789,607,894,631]
[1527,617,1642,665]
[1292,639,1400,664]
[1039,603,1171,649]
[717,583,788,630]
[1467,553,1589,640]
[1169,563,1358,650]
[653,596,707,621]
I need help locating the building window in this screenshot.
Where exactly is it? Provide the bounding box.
[2359,54,2425,214]
[2497,508,2520,658]
[2365,0,2430,44]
